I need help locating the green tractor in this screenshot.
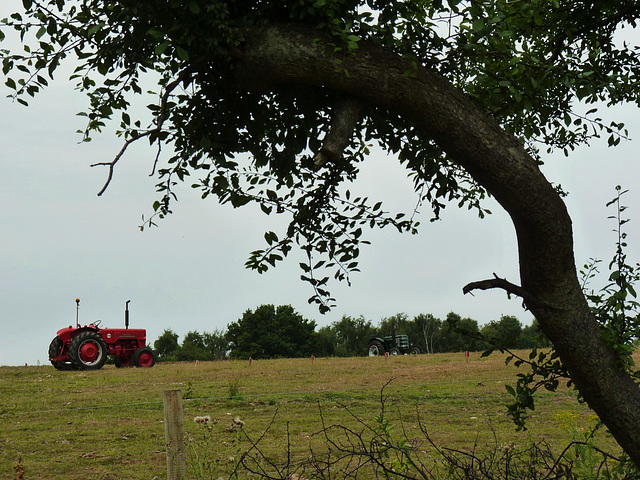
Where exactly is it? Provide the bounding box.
[368,332,420,356]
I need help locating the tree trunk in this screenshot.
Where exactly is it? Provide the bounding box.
[227,26,640,464]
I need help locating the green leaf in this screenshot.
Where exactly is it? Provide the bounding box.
[264,231,278,245]
[471,18,484,32]
[175,46,189,61]
[480,346,494,358]
[87,24,101,37]
[155,40,170,55]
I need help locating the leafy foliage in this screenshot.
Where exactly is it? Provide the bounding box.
[173,330,212,361]
[154,328,228,361]
[318,314,376,357]
[452,1,639,157]
[3,1,639,310]
[588,186,640,372]
[310,311,544,357]
[226,304,317,359]
[154,328,180,360]
[440,312,483,352]
[153,309,540,360]
[202,329,230,360]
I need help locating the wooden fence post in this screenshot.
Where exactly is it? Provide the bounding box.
[164,389,186,480]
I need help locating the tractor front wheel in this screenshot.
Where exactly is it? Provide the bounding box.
[368,340,385,356]
[133,347,156,368]
[69,332,108,370]
[114,354,134,368]
[388,347,401,355]
[409,347,420,354]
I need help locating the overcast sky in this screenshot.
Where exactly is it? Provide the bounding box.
[1,5,639,366]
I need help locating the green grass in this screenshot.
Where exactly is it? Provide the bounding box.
[0,351,629,479]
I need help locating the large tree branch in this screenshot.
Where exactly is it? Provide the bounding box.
[226,25,640,465]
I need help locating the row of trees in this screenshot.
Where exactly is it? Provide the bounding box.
[318,312,546,357]
[153,328,228,362]
[153,305,546,361]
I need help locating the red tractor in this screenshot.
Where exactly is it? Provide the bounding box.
[48,299,156,370]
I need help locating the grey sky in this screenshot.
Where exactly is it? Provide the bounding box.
[1,3,638,366]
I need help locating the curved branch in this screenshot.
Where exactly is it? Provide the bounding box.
[91,68,192,195]
[228,25,640,465]
[91,131,152,196]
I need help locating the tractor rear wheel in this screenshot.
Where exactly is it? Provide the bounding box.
[368,340,385,356]
[69,332,108,370]
[133,347,156,368]
[48,336,74,370]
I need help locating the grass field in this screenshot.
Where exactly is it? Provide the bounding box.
[0,351,630,479]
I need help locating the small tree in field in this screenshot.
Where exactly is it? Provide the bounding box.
[154,328,179,361]
[3,0,640,465]
[414,313,442,354]
[480,315,523,349]
[440,313,481,353]
[203,329,229,360]
[331,314,375,357]
[173,330,211,361]
[226,304,316,359]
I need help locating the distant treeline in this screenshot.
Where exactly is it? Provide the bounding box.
[153,305,547,361]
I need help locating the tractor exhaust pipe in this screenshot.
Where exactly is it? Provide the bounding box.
[125,300,131,329]
[76,298,80,328]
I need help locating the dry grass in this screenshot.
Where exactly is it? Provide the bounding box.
[0,351,632,479]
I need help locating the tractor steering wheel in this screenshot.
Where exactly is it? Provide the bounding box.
[92,319,102,327]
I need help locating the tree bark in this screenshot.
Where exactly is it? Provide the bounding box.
[226,26,640,464]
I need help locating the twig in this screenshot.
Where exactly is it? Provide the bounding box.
[91,131,152,196]
[91,69,192,195]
